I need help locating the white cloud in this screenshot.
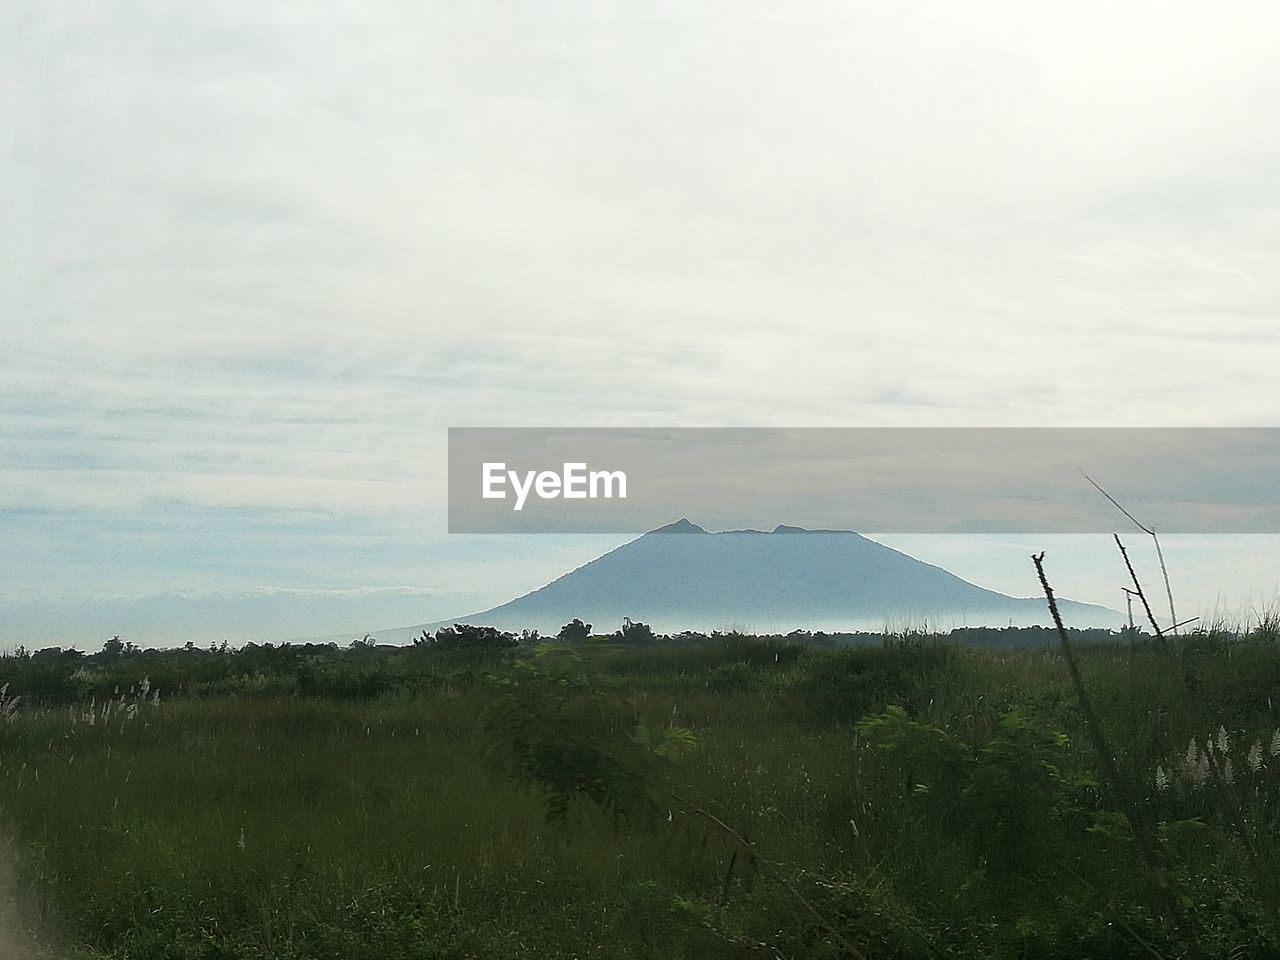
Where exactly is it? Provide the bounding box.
[4,1,1280,641]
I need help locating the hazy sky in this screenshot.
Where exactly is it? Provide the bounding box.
[4,1,1279,647]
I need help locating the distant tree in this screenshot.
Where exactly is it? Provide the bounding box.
[619,617,656,644]
[556,619,592,643]
[432,624,518,650]
[101,635,125,658]
[519,629,541,644]
[31,646,84,664]
[670,630,709,643]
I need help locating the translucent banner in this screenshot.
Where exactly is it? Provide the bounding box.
[447,427,1280,534]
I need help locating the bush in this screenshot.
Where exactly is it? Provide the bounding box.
[556,619,592,642]
[432,624,519,651]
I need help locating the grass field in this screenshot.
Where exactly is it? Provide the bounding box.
[1,626,1279,959]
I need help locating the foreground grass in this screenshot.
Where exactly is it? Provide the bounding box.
[1,631,1279,958]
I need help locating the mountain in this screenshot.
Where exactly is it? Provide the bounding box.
[373,520,1121,641]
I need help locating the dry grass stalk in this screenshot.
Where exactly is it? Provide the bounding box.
[1082,472,1189,635]
[1033,551,1201,956]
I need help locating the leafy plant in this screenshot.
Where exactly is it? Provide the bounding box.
[481,662,676,821]
[857,705,1091,889]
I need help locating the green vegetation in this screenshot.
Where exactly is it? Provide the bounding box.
[1,623,1279,959]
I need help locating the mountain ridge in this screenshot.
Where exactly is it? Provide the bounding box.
[369,521,1121,642]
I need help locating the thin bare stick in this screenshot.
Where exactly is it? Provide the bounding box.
[1083,471,1155,534]
[1083,472,1181,634]
[1115,534,1168,646]
[1150,534,1179,636]
[1034,554,1129,793]
[1033,552,1199,954]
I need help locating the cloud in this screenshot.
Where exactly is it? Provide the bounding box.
[4,1,1280,641]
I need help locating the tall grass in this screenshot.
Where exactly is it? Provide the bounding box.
[0,631,1278,958]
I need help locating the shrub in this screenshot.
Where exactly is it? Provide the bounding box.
[556,619,592,642]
